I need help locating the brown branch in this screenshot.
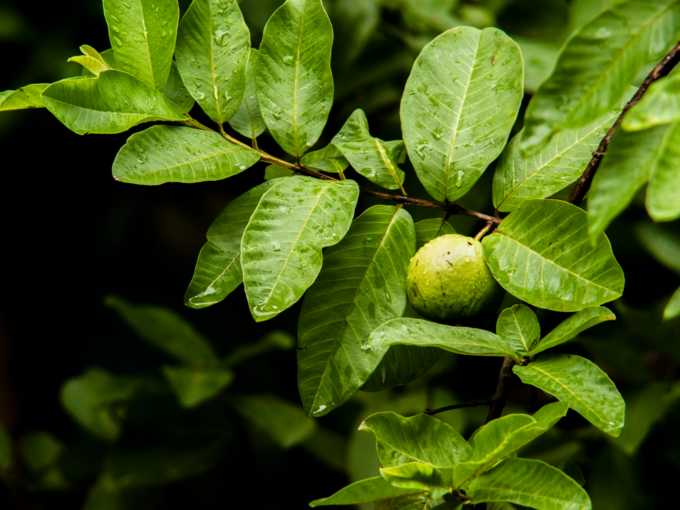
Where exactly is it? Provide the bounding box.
[424,399,491,416]
[568,40,680,204]
[485,357,517,423]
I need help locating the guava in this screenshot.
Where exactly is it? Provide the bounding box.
[406,234,502,323]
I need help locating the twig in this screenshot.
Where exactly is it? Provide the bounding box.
[568,40,680,204]
[485,357,517,423]
[424,399,491,416]
[474,221,496,241]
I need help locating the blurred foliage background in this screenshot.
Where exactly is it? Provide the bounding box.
[1,0,680,508]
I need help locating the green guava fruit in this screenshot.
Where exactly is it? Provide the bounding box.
[406,234,502,323]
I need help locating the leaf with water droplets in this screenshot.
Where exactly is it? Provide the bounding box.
[0,83,48,111]
[297,205,415,416]
[241,176,359,323]
[257,0,334,158]
[103,0,179,89]
[401,26,523,202]
[228,48,267,139]
[414,217,456,250]
[176,0,250,126]
[163,61,195,113]
[496,304,540,354]
[301,144,349,174]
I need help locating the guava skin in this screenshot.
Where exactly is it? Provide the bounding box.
[406,234,502,323]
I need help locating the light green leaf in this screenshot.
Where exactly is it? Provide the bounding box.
[0,83,48,111]
[264,164,295,180]
[176,0,250,126]
[467,458,591,510]
[242,176,359,322]
[493,105,620,212]
[223,330,295,367]
[228,48,267,138]
[42,71,185,135]
[361,344,443,392]
[359,412,471,468]
[231,394,316,448]
[301,144,350,174]
[513,36,559,94]
[68,56,111,76]
[162,366,233,408]
[112,125,259,184]
[514,354,625,437]
[309,476,424,507]
[332,109,406,192]
[163,62,195,112]
[519,0,680,154]
[587,124,672,237]
[297,205,415,417]
[380,462,453,499]
[453,402,569,488]
[665,287,680,320]
[623,74,680,130]
[482,200,624,312]
[401,26,523,202]
[81,48,119,78]
[0,423,11,471]
[257,0,334,158]
[185,180,278,309]
[367,319,520,360]
[105,295,217,365]
[415,218,456,251]
[634,221,680,275]
[531,307,615,355]
[496,304,540,354]
[103,0,179,89]
[646,121,680,222]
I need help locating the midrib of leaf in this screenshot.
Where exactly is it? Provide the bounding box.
[525,363,599,418]
[293,1,306,159]
[196,249,241,304]
[139,1,156,89]
[132,145,245,176]
[209,4,222,127]
[375,139,404,193]
[512,314,529,351]
[471,482,582,507]
[310,207,402,410]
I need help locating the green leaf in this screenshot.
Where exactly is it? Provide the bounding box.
[20,431,64,473]
[0,423,11,471]
[103,0,179,89]
[361,344,443,392]
[68,56,111,77]
[0,83,48,111]
[367,319,520,360]
[513,37,559,94]
[264,164,295,180]
[332,109,407,192]
[493,105,620,212]
[415,218,456,251]
[514,354,625,437]
[481,200,625,312]
[228,48,267,139]
[242,176,359,322]
[665,286,680,320]
[519,0,680,155]
[453,402,569,488]
[380,462,453,499]
[328,0,380,67]
[301,144,350,174]
[257,0,334,158]
[231,394,316,448]
[623,74,680,130]
[81,48,119,78]
[309,476,424,507]
[359,412,471,468]
[297,205,415,416]
[646,121,680,222]
[162,366,233,408]
[112,125,259,184]
[634,221,680,275]
[467,458,591,510]
[42,71,185,135]
[163,62,195,113]
[223,329,295,367]
[531,307,615,355]
[496,304,540,354]
[401,26,523,202]
[175,0,250,126]
[105,295,217,365]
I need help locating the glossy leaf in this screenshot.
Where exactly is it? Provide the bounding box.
[310,476,423,507]
[105,295,217,365]
[401,26,523,202]
[415,218,456,251]
[493,106,619,212]
[228,48,267,139]
[665,286,680,320]
[68,56,111,76]
[231,394,316,448]
[380,462,453,499]
[359,412,471,468]
[175,0,250,126]
[646,121,680,222]
[0,83,48,111]
[112,125,259,184]
[332,109,406,192]
[514,354,625,437]
[520,0,680,154]
[531,307,615,355]
[361,344,442,392]
[185,181,278,309]
[42,71,185,135]
[301,144,349,174]
[241,176,359,322]
[163,62,195,112]
[297,205,415,416]
[367,319,520,360]
[623,74,680,130]
[482,200,624,312]
[103,0,179,89]
[467,458,591,510]
[257,0,334,158]
[496,304,540,354]
[162,366,233,408]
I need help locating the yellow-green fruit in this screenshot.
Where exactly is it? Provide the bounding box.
[406,234,501,322]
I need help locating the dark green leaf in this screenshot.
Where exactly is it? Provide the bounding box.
[0,83,48,111]
[496,304,540,354]
[514,353,625,437]
[380,462,453,499]
[301,144,350,174]
[301,426,348,471]
[401,26,523,202]
[530,307,615,355]
[163,62,195,113]
[228,48,267,139]
[328,0,379,67]
[646,121,680,222]
[482,200,624,312]
[623,74,680,130]
[309,476,423,507]
[361,344,442,392]
[415,218,456,251]
[264,164,295,180]
[162,366,233,408]
[513,37,559,94]
[634,221,680,275]
[20,431,64,473]
[665,287,680,320]
[223,329,295,367]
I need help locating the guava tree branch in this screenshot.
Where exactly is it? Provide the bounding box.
[568,40,680,205]
[424,399,491,416]
[485,357,517,423]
